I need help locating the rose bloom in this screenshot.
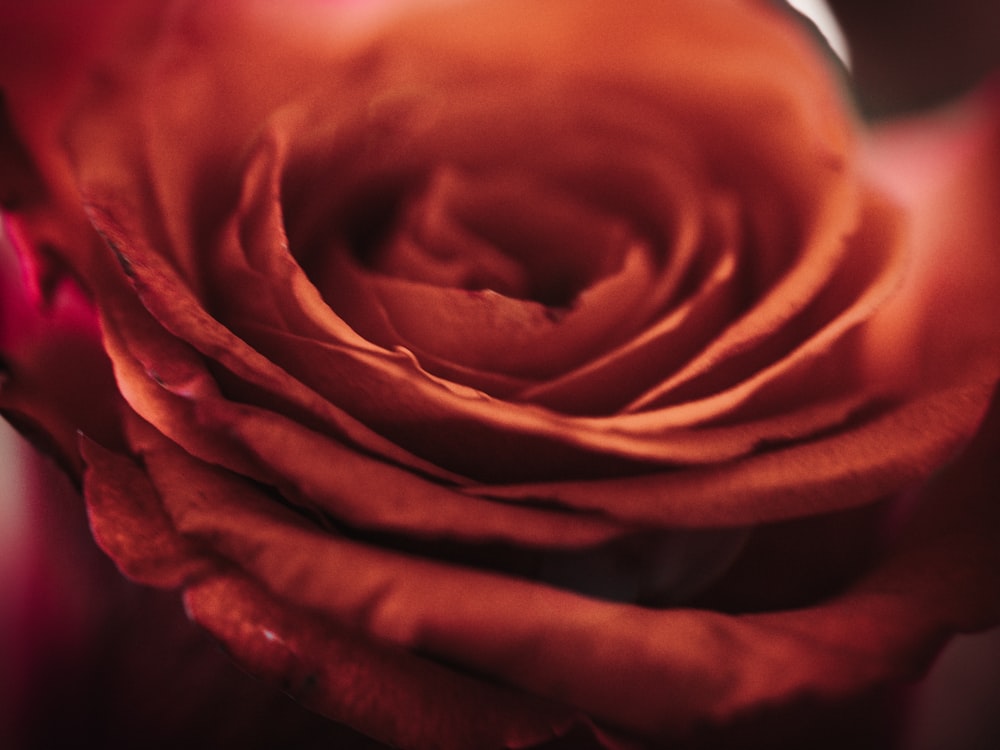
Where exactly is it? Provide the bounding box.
[1,1,999,748]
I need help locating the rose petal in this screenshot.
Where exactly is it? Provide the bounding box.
[184,574,604,750]
[82,432,599,750]
[123,404,629,549]
[125,387,1000,742]
[470,374,995,526]
[81,434,212,588]
[862,81,1000,394]
[0,0,144,281]
[0,222,120,473]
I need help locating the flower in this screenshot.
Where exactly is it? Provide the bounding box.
[2,1,999,748]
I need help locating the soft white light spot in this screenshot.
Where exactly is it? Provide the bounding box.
[262,628,280,643]
[786,0,851,67]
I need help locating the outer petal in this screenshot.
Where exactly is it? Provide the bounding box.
[81,388,1000,746]
[82,426,610,750]
[862,81,1000,392]
[0,222,121,474]
[0,1,152,281]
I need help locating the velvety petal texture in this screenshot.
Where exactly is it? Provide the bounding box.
[1,1,999,748]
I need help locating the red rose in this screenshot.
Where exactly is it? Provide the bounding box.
[2,1,999,748]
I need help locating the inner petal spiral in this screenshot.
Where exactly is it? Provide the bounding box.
[347,165,636,307]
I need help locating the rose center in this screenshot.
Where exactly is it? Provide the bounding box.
[346,165,632,308]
